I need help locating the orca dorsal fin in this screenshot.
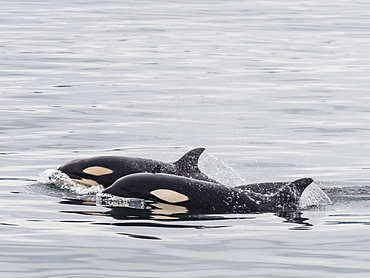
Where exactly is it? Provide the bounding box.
[173,147,205,172]
[290,178,314,194]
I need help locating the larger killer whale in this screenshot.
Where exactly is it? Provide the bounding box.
[58,148,216,188]
[102,173,313,213]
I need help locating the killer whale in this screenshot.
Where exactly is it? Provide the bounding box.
[58,148,216,188]
[102,173,313,213]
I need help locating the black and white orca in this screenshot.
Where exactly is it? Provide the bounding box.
[102,173,313,213]
[58,148,216,188]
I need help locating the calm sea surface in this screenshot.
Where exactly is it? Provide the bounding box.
[1,0,370,277]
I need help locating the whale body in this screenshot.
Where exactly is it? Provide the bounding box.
[102,173,313,213]
[235,178,312,196]
[58,148,216,188]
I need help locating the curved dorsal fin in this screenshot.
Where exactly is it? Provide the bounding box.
[290,178,314,194]
[173,147,205,172]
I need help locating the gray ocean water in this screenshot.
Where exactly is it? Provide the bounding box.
[1,0,370,277]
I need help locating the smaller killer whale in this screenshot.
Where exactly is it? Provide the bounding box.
[102,173,313,214]
[58,148,216,188]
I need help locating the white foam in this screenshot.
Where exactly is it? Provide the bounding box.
[38,168,71,184]
[37,169,104,196]
[96,193,148,209]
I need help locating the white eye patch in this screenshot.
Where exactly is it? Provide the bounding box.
[83,166,113,176]
[150,189,189,203]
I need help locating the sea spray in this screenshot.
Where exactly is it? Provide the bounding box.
[37,169,104,196]
[299,182,332,209]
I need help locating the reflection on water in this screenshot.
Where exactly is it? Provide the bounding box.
[58,195,312,228]
[60,197,254,222]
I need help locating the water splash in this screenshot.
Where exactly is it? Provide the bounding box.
[96,192,149,209]
[299,182,332,209]
[38,169,72,184]
[200,153,247,186]
[36,169,104,196]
